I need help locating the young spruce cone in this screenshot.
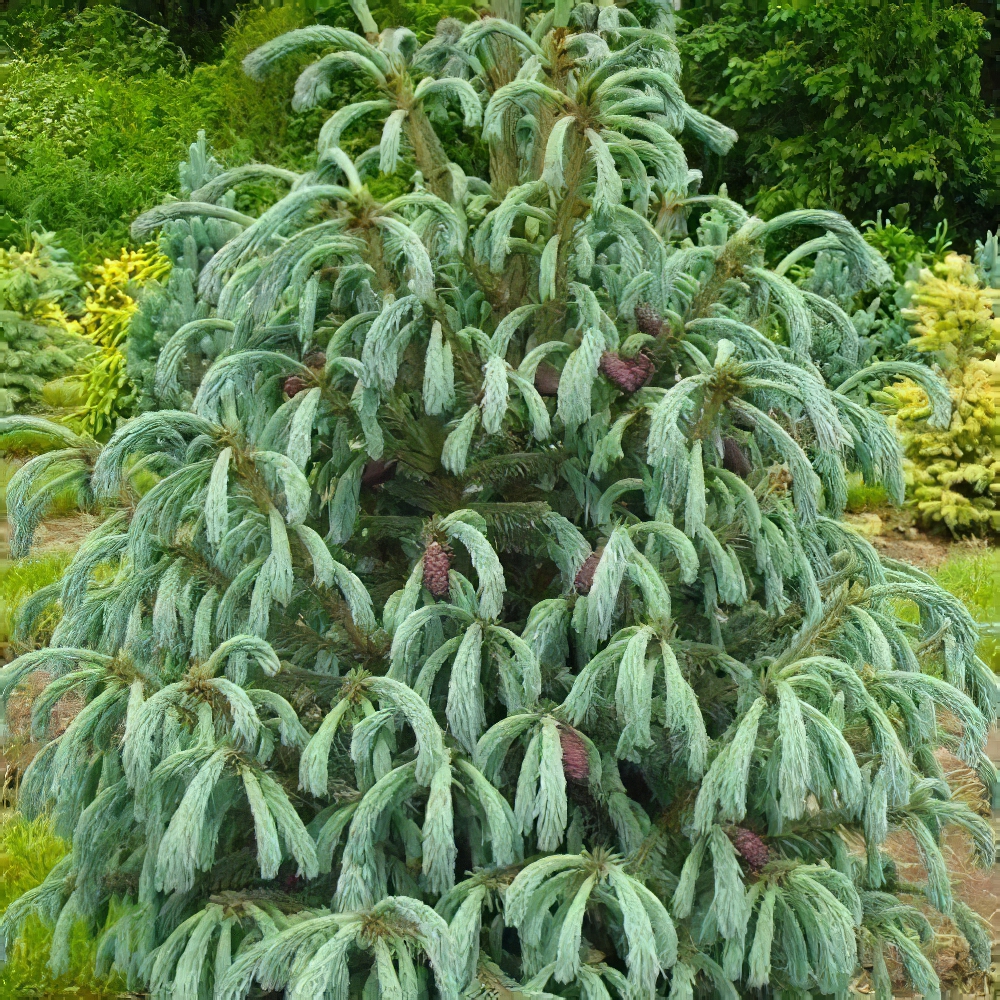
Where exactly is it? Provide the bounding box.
[574,549,602,594]
[283,374,308,397]
[599,352,654,393]
[534,363,561,397]
[423,541,452,598]
[722,437,752,479]
[559,725,590,783]
[303,350,327,369]
[634,302,664,337]
[731,827,769,873]
[769,466,793,494]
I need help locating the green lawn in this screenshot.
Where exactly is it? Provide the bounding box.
[0,552,72,648]
[933,544,1000,672]
[0,815,122,999]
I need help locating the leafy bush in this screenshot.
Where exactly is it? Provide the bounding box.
[0,1,482,260]
[179,2,344,174]
[0,49,210,259]
[863,211,954,288]
[1,0,263,64]
[0,3,332,260]
[0,3,189,76]
[678,0,996,244]
[881,252,1000,533]
[309,0,483,40]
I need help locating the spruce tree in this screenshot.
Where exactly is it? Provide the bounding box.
[126,132,259,416]
[0,2,996,998]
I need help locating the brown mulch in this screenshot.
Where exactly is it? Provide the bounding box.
[844,504,973,573]
[0,512,100,561]
[871,747,1000,998]
[0,670,84,804]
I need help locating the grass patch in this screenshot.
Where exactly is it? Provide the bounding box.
[0,814,121,998]
[845,478,890,514]
[932,545,999,620]
[0,552,71,646]
[932,544,999,672]
[0,460,15,520]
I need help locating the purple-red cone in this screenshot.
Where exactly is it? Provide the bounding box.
[574,550,601,594]
[423,541,452,597]
[283,375,308,397]
[731,827,769,873]
[723,437,752,479]
[634,302,664,338]
[559,725,590,783]
[534,363,561,397]
[361,458,397,489]
[599,352,655,393]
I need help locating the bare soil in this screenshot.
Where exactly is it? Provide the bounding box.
[842,504,964,572]
[0,670,84,806]
[870,531,957,571]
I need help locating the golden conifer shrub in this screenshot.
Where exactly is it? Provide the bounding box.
[882,254,1000,532]
[66,247,170,439]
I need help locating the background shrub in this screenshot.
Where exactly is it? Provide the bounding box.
[880,252,1000,533]
[0,230,86,414]
[0,3,331,261]
[678,0,997,248]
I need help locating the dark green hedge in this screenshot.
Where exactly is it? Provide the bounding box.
[678,0,997,248]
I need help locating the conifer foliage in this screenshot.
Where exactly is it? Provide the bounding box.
[0,1,996,998]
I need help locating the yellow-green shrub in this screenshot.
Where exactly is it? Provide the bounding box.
[65,247,171,440]
[881,254,1000,533]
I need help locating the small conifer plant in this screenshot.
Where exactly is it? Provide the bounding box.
[0,232,86,415]
[0,1,995,998]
